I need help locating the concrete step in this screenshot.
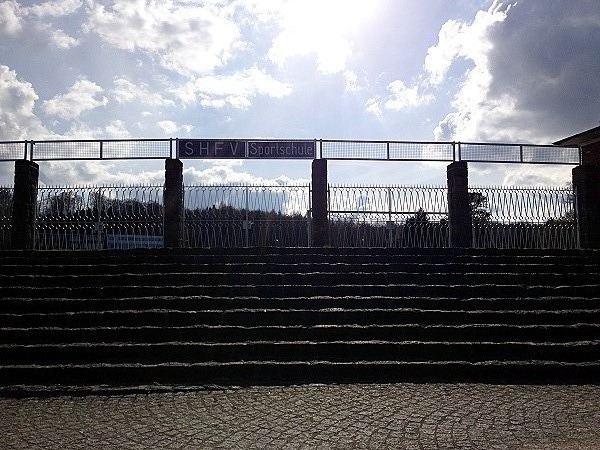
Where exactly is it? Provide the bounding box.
[1,360,599,389]
[3,283,600,299]
[4,245,600,254]
[1,247,598,391]
[1,309,598,328]
[2,341,599,365]
[3,296,598,314]
[3,271,599,289]
[2,262,598,276]
[2,324,599,345]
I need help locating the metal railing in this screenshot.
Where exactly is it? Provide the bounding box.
[184,185,311,248]
[0,139,174,161]
[0,138,581,165]
[458,143,580,165]
[328,185,449,247]
[469,186,576,249]
[0,183,578,250]
[35,185,164,250]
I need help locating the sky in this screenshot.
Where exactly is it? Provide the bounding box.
[0,0,599,187]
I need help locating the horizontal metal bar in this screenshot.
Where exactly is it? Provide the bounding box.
[0,138,580,164]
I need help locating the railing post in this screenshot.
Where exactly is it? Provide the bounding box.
[11,160,39,250]
[572,164,600,249]
[311,159,328,247]
[447,161,472,248]
[164,158,184,248]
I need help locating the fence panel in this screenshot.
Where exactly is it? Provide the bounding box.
[35,186,164,250]
[29,139,172,160]
[321,140,455,161]
[0,142,27,161]
[328,185,449,247]
[469,186,576,249]
[184,185,310,248]
[460,143,579,165]
[12,183,579,251]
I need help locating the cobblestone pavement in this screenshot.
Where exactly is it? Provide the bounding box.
[1,383,599,449]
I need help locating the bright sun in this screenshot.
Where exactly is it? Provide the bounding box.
[283,0,378,33]
[269,0,380,73]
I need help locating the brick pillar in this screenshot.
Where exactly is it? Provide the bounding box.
[164,158,184,248]
[11,160,39,250]
[447,161,472,248]
[311,159,328,247]
[581,141,600,166]
[572,164,600,249]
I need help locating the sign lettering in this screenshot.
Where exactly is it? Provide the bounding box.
[178,139,245,159]
[247,141,315,159]
[177,139,315,159]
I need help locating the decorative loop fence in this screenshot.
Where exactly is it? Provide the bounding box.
[469,186,576,249]
[328,185,449,248]
[0,184,577,250]
[183,185,311,248]
[35,186,164,250]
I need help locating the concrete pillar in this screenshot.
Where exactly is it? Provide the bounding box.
[447,161,472,248]
[572,165,600,249]
[11,160,39,250]
[311,159,328,247]
[164,158,184,248]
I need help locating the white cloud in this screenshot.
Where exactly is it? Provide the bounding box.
[156,120,193,135]
[502,165,571,187]
[157,120,178,135]
[0,65,52,140]
[112,77,174,106]
[60,122,104,139]
[385,80,434,110]
[84,0,242,76]
[0,1,22,35]
[47,27,80,48]
[366,78,433,115]
[183,163,308,187]
[367,1,513,137]
[344,70,360,93]
[365,97,382,117]
[39,160,164,185]
[1,0,83,41]
[105,119,131,138]
[431,1,513,141]
[425,2,511,88]
[172,66,292,109]
[423,19,464,87]
[25,0,82,18]
[43,78,108,119]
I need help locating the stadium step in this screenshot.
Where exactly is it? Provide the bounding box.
[0,247,599,394]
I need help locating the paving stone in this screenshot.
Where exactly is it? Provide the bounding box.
[1,383,599,449]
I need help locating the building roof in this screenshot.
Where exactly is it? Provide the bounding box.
[554,125,600,147]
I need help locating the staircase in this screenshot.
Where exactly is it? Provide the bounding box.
[1,248,599,394]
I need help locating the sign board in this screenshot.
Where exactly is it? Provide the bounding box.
[247,141,315,159]
[178,139,246,159]
[177,139,315,159]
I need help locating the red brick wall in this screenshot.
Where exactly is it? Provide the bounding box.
[581,141,600,165]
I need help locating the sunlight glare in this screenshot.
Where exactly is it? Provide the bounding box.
[282,0,378,33]
[269,0,380,73]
